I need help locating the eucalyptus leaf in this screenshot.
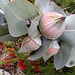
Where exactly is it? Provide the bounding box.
[60,32,75,47]
[66,48,75,67]
[0,9,4,14]
[35,5,43,15]
[51,2,66,16]
[60,15,75,47]
[28,37,51,60]
[54,42,71,70]
[65,14,75,30]
[4,0,39,37]
[0,0,9,11]
[65,11,70,16]
[35,0,54,14]
[28,16,41,39]
[0,34,19,42]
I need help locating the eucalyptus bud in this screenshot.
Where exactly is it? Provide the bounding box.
[18,35,42,53]
[39,12,66,39]
[47,40,60,55]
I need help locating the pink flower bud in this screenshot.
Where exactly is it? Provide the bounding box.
[47,40,60,56]
[39,12,66,39]
[19,35,41,53]
[22,35,41,50]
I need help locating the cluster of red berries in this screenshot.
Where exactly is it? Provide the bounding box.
[0,42,39,72]
[33,60,39,72]
[18,59,27,70]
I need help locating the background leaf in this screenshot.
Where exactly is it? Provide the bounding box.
[0,25,9,37]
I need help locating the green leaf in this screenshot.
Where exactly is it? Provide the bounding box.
[12,58,18,63]
[60,32,75,47]
[4,0,39,37]
[28,16,41,39]
[62,18,75,67]
[65,14,75,30]
[35,0,54,14]
[0,61,4,65]
[66,48,75,67]
[65,11,70,16]
[0,25,18,42]
[54,42,71,70]
[51,2,66,16]
[28,37,51,60]
[0,21,17,42]
[60,15,75,47]
[0,34,19,42]
[35,5,43,15]
[0,0,9,11]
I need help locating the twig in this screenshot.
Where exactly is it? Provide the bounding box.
[1,53,9,61]
[63,6,71,10]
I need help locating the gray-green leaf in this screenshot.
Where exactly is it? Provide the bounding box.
[51,2,66,16]
[28,16,41,39]
[4,0,39,37]
[0,0,9,11]
[35,0,54,14]
[28,37,51,60]
[60,15,75,47]
[65,11,70,16]
[60,32,75,47]
[54,42,71,70]
[66,48,75,67]
[65,14,75,30]
[0,34,19,42]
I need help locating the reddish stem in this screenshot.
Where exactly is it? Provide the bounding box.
[9,0,11,2]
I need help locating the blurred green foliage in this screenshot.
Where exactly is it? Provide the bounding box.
[23,57,75,75]
[55,0,75,13]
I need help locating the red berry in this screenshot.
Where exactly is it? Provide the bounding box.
[34,66,39,72]
[9,53,15,57]
[18,59,27,70]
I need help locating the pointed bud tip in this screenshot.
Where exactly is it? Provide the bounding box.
[61,17,66,21]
